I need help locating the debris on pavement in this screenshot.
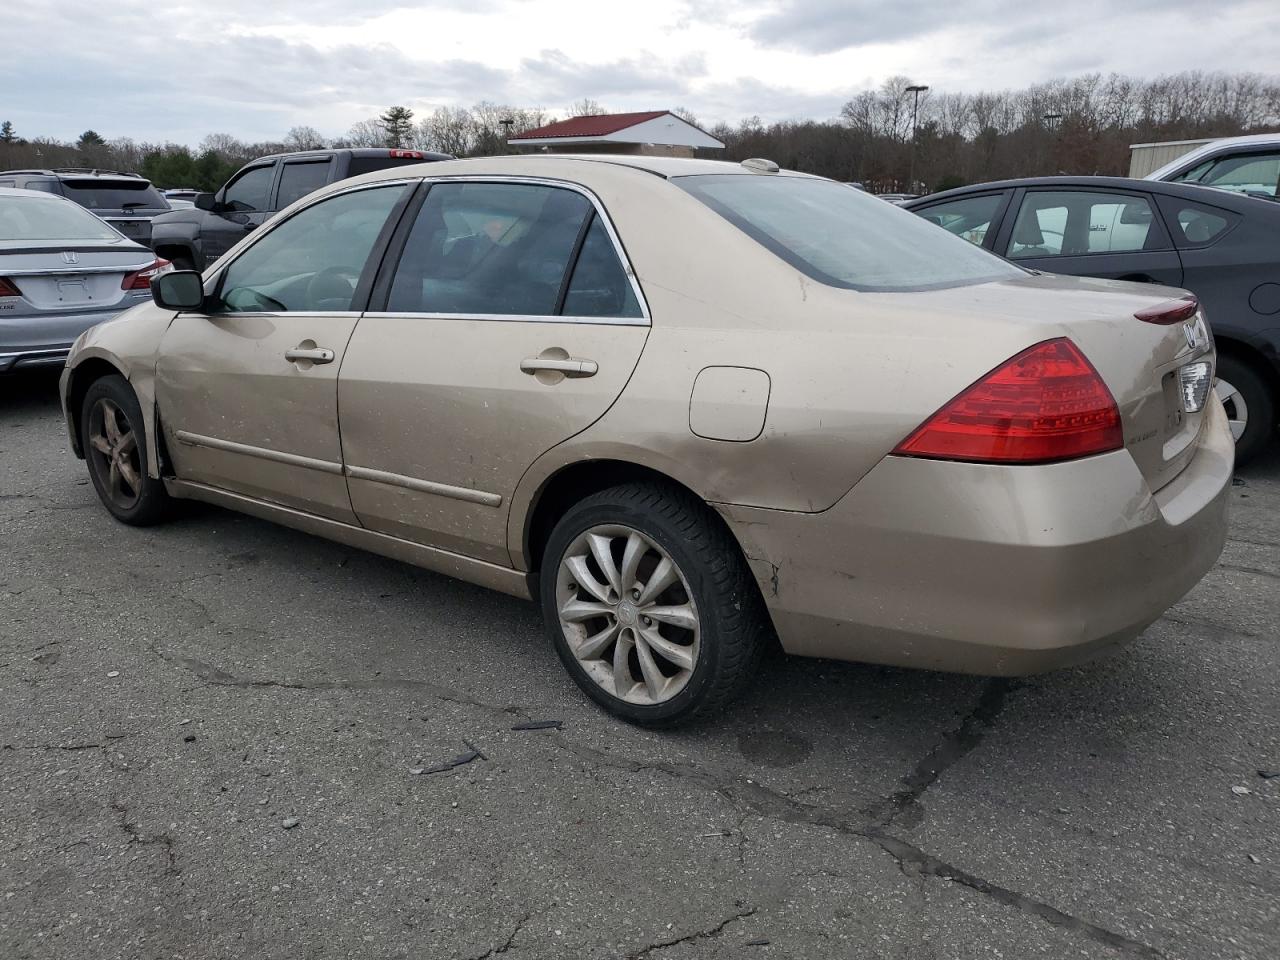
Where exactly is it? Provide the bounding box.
[410,746,483,776]
[281,818,301,830]
[1231,785,1252,795]
[512,720,563,731]
[106,671,119,678]
[1258,770,1278,779]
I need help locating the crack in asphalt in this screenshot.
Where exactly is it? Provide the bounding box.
[151,648,1165,958]
[624,906,757,959]
[862,679,1013,830]
[463,910,532,960]
[110,800,180,880]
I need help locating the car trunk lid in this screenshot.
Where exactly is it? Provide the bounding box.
[0,246,154,314]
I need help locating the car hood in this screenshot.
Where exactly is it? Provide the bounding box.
[150,208,207,227]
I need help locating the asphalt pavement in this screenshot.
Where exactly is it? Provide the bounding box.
[2,369,1277,960]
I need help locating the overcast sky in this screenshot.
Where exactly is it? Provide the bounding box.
[5,0,1277,145]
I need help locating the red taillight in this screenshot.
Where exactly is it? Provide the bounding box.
[1135,295,1197,325]
[121,258,170,290]
[0,277,20,297]
[893,338,1123,465]
[389,149,424,159]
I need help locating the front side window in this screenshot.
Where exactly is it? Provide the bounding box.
[913,194,1004,247]
[276,161,332,209]
[216,185,406,312]
[222,165,275,212]
[674,174,1021,292]
[1195,152,1280,197]
[387,182,592,315]
[1007,191,1161,258]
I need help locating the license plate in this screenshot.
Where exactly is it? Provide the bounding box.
[113,220,145,236]
[56,277,90,303]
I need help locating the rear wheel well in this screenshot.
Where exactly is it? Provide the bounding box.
[524,460,715,573]
[66,359,127,457]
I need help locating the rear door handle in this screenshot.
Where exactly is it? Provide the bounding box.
[285,347,334,364]
[520,357,597,378]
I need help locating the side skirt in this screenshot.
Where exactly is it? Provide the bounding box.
[163,478,533,601]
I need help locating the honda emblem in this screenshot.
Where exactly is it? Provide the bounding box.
[61,251,79,264]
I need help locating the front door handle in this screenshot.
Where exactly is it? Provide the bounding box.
[519,357,597,378]
[285,346,334,364]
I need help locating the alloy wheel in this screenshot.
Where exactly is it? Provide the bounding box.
[556,524,700,705]
[1214,377,1248,442]
[87,397,143,510]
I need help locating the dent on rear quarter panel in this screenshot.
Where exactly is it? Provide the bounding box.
[66,304,177,478]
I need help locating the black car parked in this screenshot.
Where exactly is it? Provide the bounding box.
[0,168,171,244]
[149,148,450,273]
[905,177,1280,461]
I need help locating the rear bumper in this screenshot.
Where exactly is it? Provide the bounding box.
[719,395,1234,676]
[0,305,141,372]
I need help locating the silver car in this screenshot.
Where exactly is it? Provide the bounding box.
[0,188,164,372]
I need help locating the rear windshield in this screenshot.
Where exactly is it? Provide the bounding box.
[674,174,1023,292]
[347,155,437,177]
[61,179,167,210]
[0,195,123,241]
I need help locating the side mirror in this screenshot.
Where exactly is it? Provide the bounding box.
[194,192,218,211]
[150,270,205,311]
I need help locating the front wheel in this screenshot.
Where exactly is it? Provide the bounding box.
[540,482,769,726]
[1215,355,1274,465]
[81,375,174,526]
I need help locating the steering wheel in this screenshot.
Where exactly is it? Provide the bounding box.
[306,266,361,309]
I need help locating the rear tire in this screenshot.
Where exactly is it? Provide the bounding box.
[539,482,768,726]
[80,375,173,526]
[1215,355,1274,465]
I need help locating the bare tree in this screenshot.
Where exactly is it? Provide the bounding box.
[570,98,606,117]
[283,126,327,151]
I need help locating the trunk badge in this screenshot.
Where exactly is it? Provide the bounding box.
[61,251,79,264]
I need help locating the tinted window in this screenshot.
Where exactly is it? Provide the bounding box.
[914,194,1004,246]
[1197,152,1280,196]
[24,180,60,193]
[223,165,275,212]
[0,195,121,241]
[562,216,642,318]
[216,185,406,313]
[0,180,14,188]
[387,182,591,315]
[61,179,166,210]
[347,154,436,177]
[1007,191,1161,258]
[674,174,1021,292]
[276,161,332,209]
[1156,197,1236,247]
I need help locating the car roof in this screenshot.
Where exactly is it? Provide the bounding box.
[902,175,1278,214]
[1143,133,1280,180]
[249,147,455,163]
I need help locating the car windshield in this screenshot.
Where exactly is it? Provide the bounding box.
[60,179,168,210]
[674,174,1024,292]
[0,194,123,241]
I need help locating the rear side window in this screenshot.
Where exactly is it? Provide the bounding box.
[276,160,331,209]
[223,165,275,212]
[347,154,436,178]
[1006,190,1163,258]
[386,182,592,316]
[1156,197,1237,247]
[913,193,1004,247]
[61,179,166,210]
[674,174,1022,292]
[562,216,642,318]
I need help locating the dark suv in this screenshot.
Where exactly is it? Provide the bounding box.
[0,168,170,244]
[149,148,451,271]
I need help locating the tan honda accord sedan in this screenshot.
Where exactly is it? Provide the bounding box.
[60,155,1233,724]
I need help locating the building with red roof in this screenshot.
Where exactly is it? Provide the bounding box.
[508,110,724,157]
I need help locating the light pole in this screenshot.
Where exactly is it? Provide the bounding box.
[1042,113,1062,174]
[499,117,514,151]
[906,84,929,193]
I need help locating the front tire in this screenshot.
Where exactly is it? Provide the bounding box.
[1215,355,1274,465]
[540,482,768,726]
[80,375,173,526]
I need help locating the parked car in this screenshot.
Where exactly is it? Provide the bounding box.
[904,176,1280,461]
[61,156,1230,725]
[0,188,165,372]
[163,188,201,201]
[878,192,919,204]
[149,148,451,271]
[1145,133,1280,199]
[0,168,171,244]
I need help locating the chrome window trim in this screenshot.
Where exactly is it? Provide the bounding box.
[393,174,651,326]
[360,311,648,327]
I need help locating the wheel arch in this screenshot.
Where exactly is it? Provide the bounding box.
[64,356,128,460]
[1215,333,1280,407]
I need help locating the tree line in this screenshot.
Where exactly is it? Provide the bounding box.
[1,72,1276,193]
